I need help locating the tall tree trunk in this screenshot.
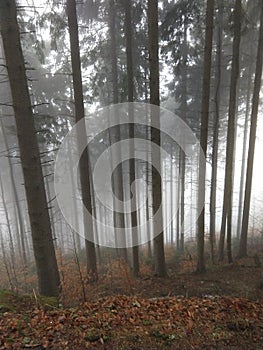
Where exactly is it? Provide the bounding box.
[0,0,60,296]
[108,0,127,260]
[0,118,27,265]
[180,151,185,252]
[218,0,241,262]
[146,110,153,259]
[236,56,253,239]
[143,69,153,259]
[13,202,22,261]
[238,2,263,258]
[124,0,139,276]
[179,22,188,253]
[170,145,174,245]
[67,0,97,280]
[196,0,215,273]
[0,173,18,290]
[43,164,57,249]
[164,162,168,242]
[0,227,13,291]
[176,152,181,251]
[148,0,166,277]
[209,1,223,264]
[90,175,101,265]
[67,121,81,253]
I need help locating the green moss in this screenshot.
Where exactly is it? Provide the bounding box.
[37,295,60,309]
[0,289,60,312]
[84,329,101,342]
[0,289,34,313]
[5,338,15,343]
[0,289,16,300]
[0,290,17,312]
[0,304,12,312]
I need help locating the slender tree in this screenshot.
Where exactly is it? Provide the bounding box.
[108,0,127,260]
[146,108,153,260]
[170,146,174,246]
[179,21,188,252]
[0,118,27,265]
[0,173,18,290]
[148,0,166,277]
[67,0,97,280]
[218,0,242,262]
[236,57,253,239]
[209,1,223,264]
[0,0,60,296]
[238,0,263,258]
[176,153,181,250]
[123,0,139,276]
[0,226,13,290]
[196,0,215,273]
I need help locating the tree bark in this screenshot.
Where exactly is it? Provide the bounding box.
[179,22,188,253]
[176,151,181,251]
[124,0,139,276]
[196,0,215,273]
[0,0,60,296]
[236,54,253,240]
[148,0,166,277]
[67,0,97,280]
[0,173,18,290]
[0,118,27,265]
[238,1,263,258]
[108,0,127,260]
[170,145,174,245]
[218,0,241,262]
[146,110,153,259]
[0,225,13,291]
[209,2,223,264]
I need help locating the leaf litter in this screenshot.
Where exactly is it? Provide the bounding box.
[0,295,262,349]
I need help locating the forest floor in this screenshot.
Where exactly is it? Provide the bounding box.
[0,256,263,349]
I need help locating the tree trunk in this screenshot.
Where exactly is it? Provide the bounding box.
[90,170,101,264]
[148,0,166,277]
[108,0,127,260]
[124,0,139,276]
[180,152,185,252]
[238,2,263,258]
[67,0,97,280]
[196,0,215,273]
[170,145,174,245]
[179,22,188,253]
[43,163,57,249]
[209,2,223,264]
[236,56,253,240]
[67,131,81,253]
[146,113,153,259]
[0,227,13,291]
[143,70,153,259]
[218,0,241,262]
[0,173,18,290]
[176,151,181,251]
[164,162,168,242]
[0,0,60,296]
[13,202,22,262]
[0,118,27,265]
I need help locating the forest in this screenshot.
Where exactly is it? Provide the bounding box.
[0,0,263,349]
